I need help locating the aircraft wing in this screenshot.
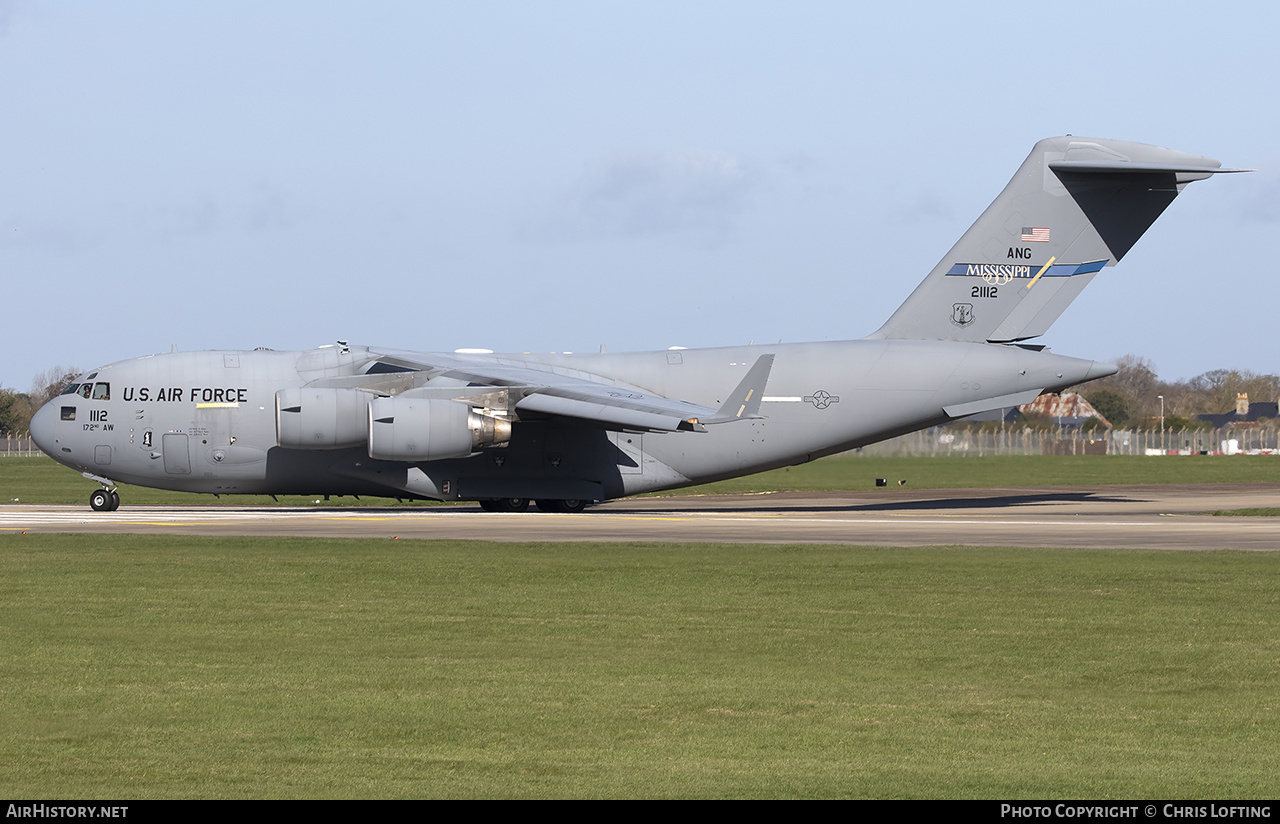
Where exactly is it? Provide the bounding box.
[367,349,773,433]
[513,386,712,432]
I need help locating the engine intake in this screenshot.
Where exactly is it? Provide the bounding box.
[276,387,370,449]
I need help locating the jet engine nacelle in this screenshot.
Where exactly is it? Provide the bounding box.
[367,396,511,462]
[276,387,370,449]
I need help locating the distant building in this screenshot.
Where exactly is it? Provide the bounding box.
[1197,394,1280,428]
[943,392,1111,428]
[1017,392,1112,429]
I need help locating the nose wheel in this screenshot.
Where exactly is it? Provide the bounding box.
[90,488,121,512]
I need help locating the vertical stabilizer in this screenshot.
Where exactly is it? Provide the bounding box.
[870,137,1238,343]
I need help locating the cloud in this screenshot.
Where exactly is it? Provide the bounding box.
[551,149,764,243]
[0,213,96,254]
[140,194,220,241]
[244,180,295,233]
[887,189,956,225]
[1235,166,1280,223]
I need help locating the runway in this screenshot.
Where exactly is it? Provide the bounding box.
[3,483,1279,550]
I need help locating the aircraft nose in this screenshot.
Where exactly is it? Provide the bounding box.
[29,399,60,457]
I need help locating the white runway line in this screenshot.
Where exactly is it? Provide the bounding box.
[0,506,1201,530]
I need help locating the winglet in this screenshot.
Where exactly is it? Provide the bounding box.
[705,354,775,425]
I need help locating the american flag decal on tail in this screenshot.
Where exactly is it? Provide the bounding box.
[1021,227,1050,242]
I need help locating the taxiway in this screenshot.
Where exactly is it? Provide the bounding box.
[3,484,1278,550]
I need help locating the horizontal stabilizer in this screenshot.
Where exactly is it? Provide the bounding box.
[1048,160,1251,176]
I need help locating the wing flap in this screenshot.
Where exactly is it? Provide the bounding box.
[516,391,711,432]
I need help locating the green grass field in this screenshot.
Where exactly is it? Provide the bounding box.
[2,534,1276,799]
[5,457,1279,797]
[5,452,1280,507]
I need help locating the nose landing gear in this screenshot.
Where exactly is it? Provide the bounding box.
[82,471,121,512]
[89,487,120,512]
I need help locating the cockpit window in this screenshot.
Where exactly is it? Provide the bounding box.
[78,384,92,399]
[61,383,81,396]
[92,382,110,400]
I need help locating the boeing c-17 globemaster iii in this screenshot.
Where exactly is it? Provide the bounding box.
[31,137,1243,512]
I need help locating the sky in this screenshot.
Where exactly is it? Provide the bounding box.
[2,1,1278,391]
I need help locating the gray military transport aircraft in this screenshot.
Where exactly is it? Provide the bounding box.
[31,136,1242,512]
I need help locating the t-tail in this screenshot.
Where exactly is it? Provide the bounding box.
[870,136,1245,343]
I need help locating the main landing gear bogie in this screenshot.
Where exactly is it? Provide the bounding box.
[478,497,531,512]
[89,488,121,512]
[478,498,589,513]
[534,499,588,513]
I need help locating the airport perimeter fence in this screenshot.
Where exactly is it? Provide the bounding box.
[5,429,1278,460]
[852,426,1280,457]
[1,433,39,457]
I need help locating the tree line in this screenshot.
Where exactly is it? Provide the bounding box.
[1074,355,1280,430]
[0,366,81,434]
